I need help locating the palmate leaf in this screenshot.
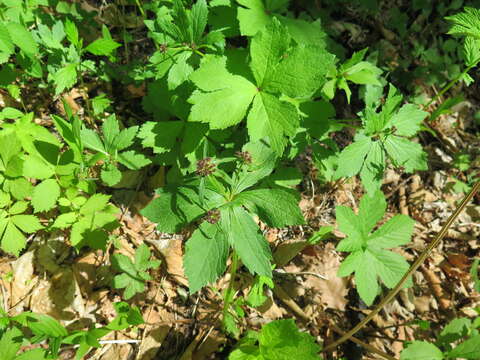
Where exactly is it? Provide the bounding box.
[0,214,43,256]
[112,244,160,299]
[446,7,480,39]
[336,191,414,305]
[335,84,428,193]
[189,55,258,129]
[189,19,334,155]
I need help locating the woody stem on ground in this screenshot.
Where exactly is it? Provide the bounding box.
[323,181,480,353]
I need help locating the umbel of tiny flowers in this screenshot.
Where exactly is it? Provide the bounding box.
[196,157,216,177]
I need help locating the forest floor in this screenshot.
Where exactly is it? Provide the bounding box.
[1,0,480,359]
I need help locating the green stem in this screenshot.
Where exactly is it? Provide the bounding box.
[426,60,479,109]
[134,0,145,17]
[222,251,239,321]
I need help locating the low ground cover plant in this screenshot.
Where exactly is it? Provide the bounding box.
[0,0,479,359]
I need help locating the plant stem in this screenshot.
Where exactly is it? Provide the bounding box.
[323,181,480,353]
[222,251,239,320]
[425,61,478,109]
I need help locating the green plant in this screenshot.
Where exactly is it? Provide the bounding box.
[142,144,304,293]
[111,243,161,299]
[81,114,151,186]
[336,190,415,305]
[0,302,143,360]
[144,0,225,89]
[188,18,334,155]
[228,319,321,360]
[400,316,480,360]
[323,47,383,102]
[334,84,429,193]
[0,2,120,96]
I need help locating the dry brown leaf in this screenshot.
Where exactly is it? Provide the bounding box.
[161,239,188,287]
[192,329,226,360]
[304,243,348,311]
[11,251,36,313]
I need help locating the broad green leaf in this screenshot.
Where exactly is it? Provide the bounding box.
[135,243,160,272]
[336,192,414,305]
[384,135,428,172]
[137,121,184,154]
[250,17,290,86]
[102,115,120,153]
[280,17,326,46]
[463,36,480,67]
[10,215,42,233]
[446,7,480,38]
[367,215,414,248]
[7,23,38,55]
[168,52,193,90]
[14,312,67,337]
[112,245,159,299]
[438,317,471,344]
[368,247,410,289]
[15,348,47,360]
[355,251,379,305]
[101,166,122,186]
[389,104,428,137]
[221,207,272,277]
[0,326,22,360]
[400,341,443,360]
[85,38,121,56]
[448,335,480,359]
[359,140,385,194]
[0,23,14,61]
[52,64,77,95]
[337,251,364,277]
[0,130,22,166]
[334,137,372,179]
[31,179,60,213]
[9,201,27,215]
[2,221,26,256]
[265,44,335,97]
[52,212,77,229]
[335,206,365,251]
[80,194,111,215]
[358,190,386,234]
[112,259,144,299]
[65,18,79,46]
[447,335,480,360]
[189,56,257,129]
[184,222,229,293]
[191,0,208,42]
[247,92,298,155]
[23,155,55,180]
[236,188,304,227]
[237,0,272,37]
[115,126,138,151]
[81,129,107,154]
[118,151,151,170]
[141,187,204,233]
[258,319,321,359]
